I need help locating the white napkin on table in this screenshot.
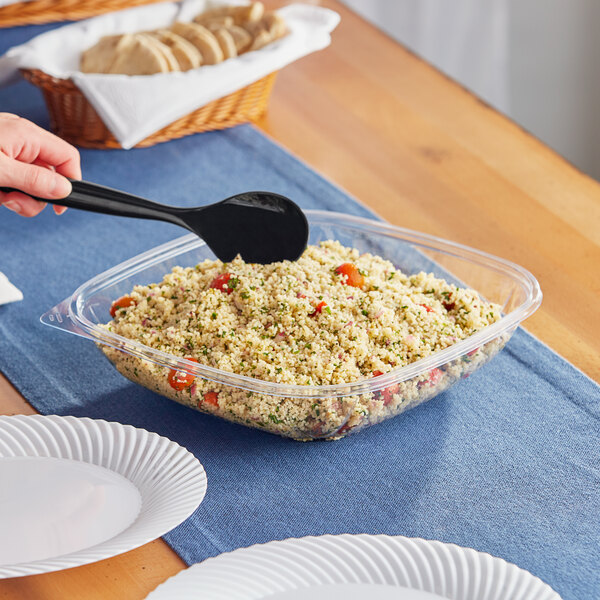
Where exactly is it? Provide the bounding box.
[0,272,23,305]
[0,1,340,149]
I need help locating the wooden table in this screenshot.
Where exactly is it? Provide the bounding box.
[1,1,598,598]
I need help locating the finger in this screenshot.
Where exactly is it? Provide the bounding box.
[0,155,72,199]
[1,191,47,217]
[31,157,53,169]
[31,160,68,215]
[16,119,82,180]
[55,154,82,181]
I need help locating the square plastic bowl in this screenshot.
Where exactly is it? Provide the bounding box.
[42,211,541,440]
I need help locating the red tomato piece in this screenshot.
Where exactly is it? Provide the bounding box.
[335,263,365,288]
[420,304,434,313]
[167,358,198,391]
[467,348,479,357]
[210,273,233,294]
[427,367,443,386]
[382,384,399,406]
[203,391,219,407]
[310,301,329,317]
[109,295,135,318]
[372,370,398,406]
[417,367,444,390]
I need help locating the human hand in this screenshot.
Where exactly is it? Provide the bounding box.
[0,113,81,217]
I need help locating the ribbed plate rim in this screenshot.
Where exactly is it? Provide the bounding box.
[0,414,207,578]
[146,533,561,600]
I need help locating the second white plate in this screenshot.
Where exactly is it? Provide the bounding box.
[146,534,561,600]
[0,414,207,578]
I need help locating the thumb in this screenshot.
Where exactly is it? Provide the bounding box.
[0,156,72,199]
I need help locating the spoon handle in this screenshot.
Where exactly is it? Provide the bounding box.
[0,180,190,228]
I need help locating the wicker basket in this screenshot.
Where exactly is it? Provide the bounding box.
[0,0,165,28]
[22,68,278,149]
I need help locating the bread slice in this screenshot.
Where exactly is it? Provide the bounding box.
[248,29,272,51]
[213,28,237,59]
[245,12,288,51]
[80,34,132,73]
[107,34,170,75]
[138,33,181,72]
[234,2,264,25]
[194,15,234,30]
[152,29,202,71]
[193,2,264,26]
[226,24,253,54]
[244,11,287,38]
[264,12,287,39]
[170,22,224,65]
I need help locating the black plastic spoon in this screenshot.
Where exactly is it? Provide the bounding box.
[1,180,309,263]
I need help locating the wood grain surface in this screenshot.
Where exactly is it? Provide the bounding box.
[1,1,598,598]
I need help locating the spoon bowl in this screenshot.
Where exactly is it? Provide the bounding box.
[184,191,308,263]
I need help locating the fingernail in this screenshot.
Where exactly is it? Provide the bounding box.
[51,176,72,198]
[3,200,22,214]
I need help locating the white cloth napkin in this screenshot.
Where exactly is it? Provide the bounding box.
[0,1,340,149]
[0,272,23,304]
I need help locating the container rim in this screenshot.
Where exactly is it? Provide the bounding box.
[43,210,542,398]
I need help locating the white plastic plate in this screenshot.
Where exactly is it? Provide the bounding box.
[0,415,207,578]
[146,534,561,600]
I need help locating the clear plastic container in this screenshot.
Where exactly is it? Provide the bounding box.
[42,210,542,440]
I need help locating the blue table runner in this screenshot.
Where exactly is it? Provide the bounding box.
[1,24,599,600]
